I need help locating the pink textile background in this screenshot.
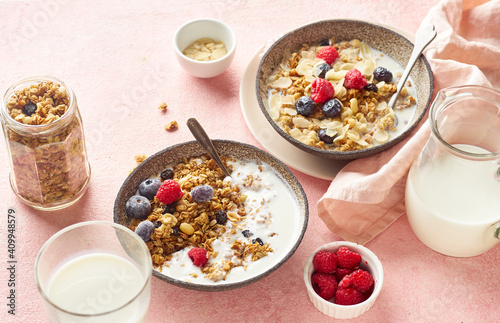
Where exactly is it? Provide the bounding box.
[0,1,498,322]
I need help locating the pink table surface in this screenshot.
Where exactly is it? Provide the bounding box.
[1,1,499,322]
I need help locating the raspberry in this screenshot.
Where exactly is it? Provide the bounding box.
[335,267,354,282]
[312,250,337,274]
[335,286,365,305]
[156,179,184,205]
[311,78,334,103]
[311,273,337,300]
[188,248,208,267]
[336,247,361,269]
[338,273,353,289]
[351,269,374,293]
[344,68,368,90]
[316,46,339,65]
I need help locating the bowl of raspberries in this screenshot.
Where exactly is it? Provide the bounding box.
[303,241,383,319]
[256,19,433,159]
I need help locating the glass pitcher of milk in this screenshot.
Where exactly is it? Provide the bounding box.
[405,85,500,257]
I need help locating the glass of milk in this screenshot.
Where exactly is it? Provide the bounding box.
[405,85,500,257]
[34,221,152,322]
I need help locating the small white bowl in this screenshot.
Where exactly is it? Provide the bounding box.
[303,241,384,319]
[174,18,236,78]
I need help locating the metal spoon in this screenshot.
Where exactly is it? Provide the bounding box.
[186,118,231,177]
[388,24,437,111]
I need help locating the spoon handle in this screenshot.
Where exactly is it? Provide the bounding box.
[388,24,437,109]
[187,118,231,177]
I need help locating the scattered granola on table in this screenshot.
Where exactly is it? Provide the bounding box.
[266,38,417,152]
[157,102,168,111]
[134,154,148,164]
[164,120,178,131]
[126,154,301,284]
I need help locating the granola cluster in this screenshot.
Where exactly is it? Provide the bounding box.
[4,81,89,206]
[267,39,416,151]
[129,155,273,282]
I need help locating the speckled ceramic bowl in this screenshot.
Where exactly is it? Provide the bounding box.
[256,19,433,160]
[114,140,308,291]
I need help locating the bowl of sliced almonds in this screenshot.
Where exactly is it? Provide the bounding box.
[174,18,236,78]
[256,19,433,159]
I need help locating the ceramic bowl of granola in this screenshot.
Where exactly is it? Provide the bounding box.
[114,140,308,291]
[174,18,236,78]
[256,19,433,160]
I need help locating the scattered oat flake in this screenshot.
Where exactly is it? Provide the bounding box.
[165,121,178,131]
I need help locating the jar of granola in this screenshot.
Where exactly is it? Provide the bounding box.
[1,76,91,211]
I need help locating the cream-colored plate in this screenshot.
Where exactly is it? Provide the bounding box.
[239,24,414,180]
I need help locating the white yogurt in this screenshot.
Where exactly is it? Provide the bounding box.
[160,159,302,285]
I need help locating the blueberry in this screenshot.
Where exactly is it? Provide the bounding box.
[318,129,335,144]
[162,202,177,214]
[317,63,331,79]
[135,220,155,242]
[364,83,378,92]
[295,96,316,117]
[216,210,227,225]
[160,169,174,181]
[125,195,151,219]
[138,178,162,200]
[171,226,180,236]
[252,238,264,246]
[318,39,330,46]
[321,99,342,118]
[191,185,214,203]
[373,67,393,83]
[22,101,37,116]
[242,230,253,238]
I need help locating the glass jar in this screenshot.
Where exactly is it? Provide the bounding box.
[1,75,91,211]
[405,85,500,257]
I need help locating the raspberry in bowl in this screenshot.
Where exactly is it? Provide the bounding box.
[303,241,383,319]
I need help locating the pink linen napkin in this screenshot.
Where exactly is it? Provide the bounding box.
[317,0,500,245]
